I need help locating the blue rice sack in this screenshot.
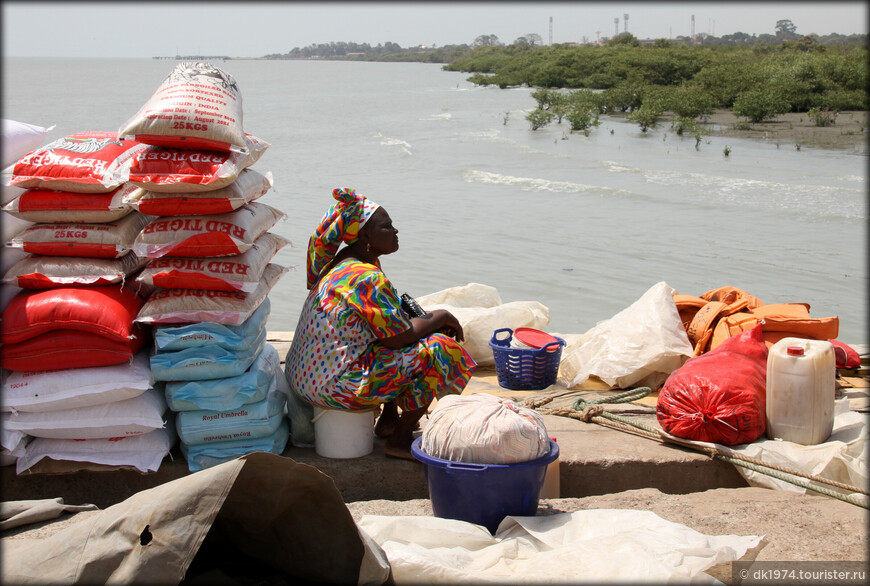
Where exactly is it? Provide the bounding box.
[152,297,270,352]
[164,344,279,412]
[174,380,286,445]
[180,419,289,473]
[150,328,266,381]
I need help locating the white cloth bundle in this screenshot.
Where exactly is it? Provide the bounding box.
[421,394,549,464]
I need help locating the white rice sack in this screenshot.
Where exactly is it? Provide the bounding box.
[118,62,246,153]
[16,426,175,474]
[3,387,166,440]
[132,202,285,260]
[2,119,55,169]
[1,412,30,458]
[2,253,147,289]
[1,352,153,413]
[6,211,153,259]
[135,232,289,293]
[421,394,549,464]
[135,265,286,325]
[2,184,137,224]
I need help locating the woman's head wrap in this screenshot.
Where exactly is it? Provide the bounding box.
[306,188,381,288]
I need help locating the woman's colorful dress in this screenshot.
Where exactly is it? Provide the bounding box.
[285,258,476,411]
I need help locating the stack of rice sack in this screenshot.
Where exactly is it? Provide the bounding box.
[0,126,173,474]
[116,62,291,471]
[1,119,53,465]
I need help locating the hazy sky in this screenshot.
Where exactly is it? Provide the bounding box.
[3,1,867,59]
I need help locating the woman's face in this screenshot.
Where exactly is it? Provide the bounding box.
[363,207,399,256]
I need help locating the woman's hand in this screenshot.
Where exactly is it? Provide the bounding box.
[434,309,465,342]
[378,308,465,349]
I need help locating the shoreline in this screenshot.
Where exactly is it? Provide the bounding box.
[696,109,868,153]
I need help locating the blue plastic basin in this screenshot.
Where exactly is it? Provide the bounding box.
[411,437,559,534]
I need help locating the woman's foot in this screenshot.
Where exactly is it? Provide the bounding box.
[383,440,417,461]
[382,405,427,462]
[374,401,399,438]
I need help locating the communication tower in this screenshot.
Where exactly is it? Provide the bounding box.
[691,14,695,39]
[614,17,619,37]
[549,16,553,45]
[624,13,629,33]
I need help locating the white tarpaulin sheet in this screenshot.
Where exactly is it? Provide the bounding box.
[358,509,762,584]
[665,399,868,505]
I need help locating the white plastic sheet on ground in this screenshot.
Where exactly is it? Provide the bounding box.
[557,281,694,390]
[417,283,550,367]
[358,509,762,584]
[664,399,868,506]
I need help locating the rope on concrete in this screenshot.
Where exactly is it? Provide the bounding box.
[530,389,869,509]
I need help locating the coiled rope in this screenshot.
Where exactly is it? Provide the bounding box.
[528,388,869,509]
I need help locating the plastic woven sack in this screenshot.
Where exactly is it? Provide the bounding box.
[656,324,768,446]
[164,344,279,412]
[420,393,549,464]
[558,281,694,390]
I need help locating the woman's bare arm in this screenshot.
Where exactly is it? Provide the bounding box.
[377,308,465,350]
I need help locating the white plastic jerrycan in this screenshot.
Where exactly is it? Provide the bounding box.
[765,337,836,445]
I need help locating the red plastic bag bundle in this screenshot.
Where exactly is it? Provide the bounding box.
[656,324,768,445]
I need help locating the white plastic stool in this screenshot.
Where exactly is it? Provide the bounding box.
[312,407,376,459]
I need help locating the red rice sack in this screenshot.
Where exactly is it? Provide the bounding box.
[135,263,286,325]
[656,324,768,446]
[132,202,285,259]
[2,253,147,289]
[119,133,269,194]
[135,232,289,292]
[5,211,152,258]
[1,329,148,372]
[5,132,146,193]
[2,184,138,223]
[124,168,273,216]
[0,284,147,345]
[118,62,246,153]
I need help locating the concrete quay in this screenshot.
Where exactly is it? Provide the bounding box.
[2,336,868,509]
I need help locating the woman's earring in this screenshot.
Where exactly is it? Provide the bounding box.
[366,243,371,253]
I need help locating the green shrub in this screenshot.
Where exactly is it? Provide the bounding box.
[732,89,791,122]
[526,108,555,130]
[627,100,664,131]
[566,104,600,131]
[807,107,838,126]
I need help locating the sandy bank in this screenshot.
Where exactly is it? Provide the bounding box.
[697,109,868,153]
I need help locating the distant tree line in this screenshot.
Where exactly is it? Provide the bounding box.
[262,41,469,63]
[262,20,867,125]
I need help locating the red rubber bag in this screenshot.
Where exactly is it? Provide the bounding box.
[1,329,147,371]
[0,285,146,345]
[656,324,768,445]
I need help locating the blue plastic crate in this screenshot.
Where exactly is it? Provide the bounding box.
[488,328,565,390]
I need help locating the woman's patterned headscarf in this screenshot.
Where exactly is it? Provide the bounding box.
[306,188,381,289]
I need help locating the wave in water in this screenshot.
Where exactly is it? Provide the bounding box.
[462,169,639,198]
[642,169,867,220]
[602,161,866,220]
[420,112,452,121]
[373,132,412,155]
